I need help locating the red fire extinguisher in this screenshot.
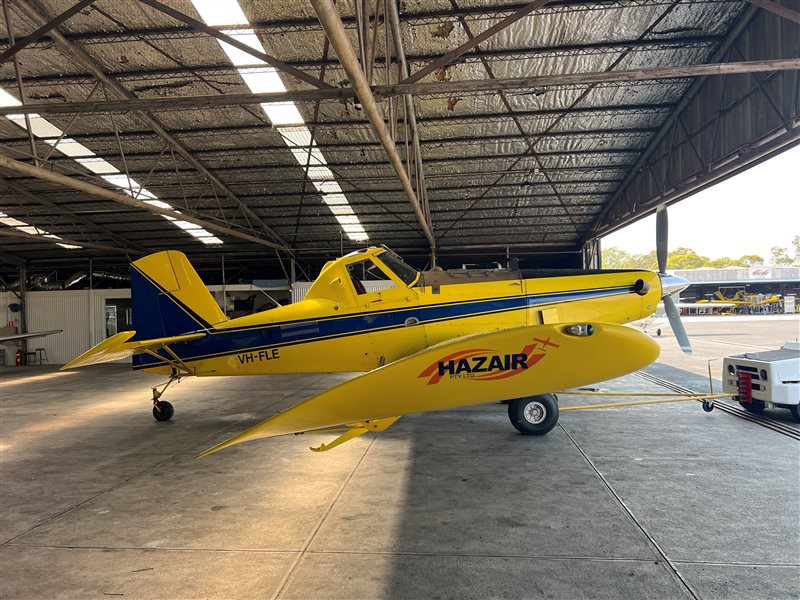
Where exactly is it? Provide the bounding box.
[15,347,22,367]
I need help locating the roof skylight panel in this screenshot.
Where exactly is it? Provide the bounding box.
[313,181,343,194]
[289,146,326,168]
[6,114,62,138]
[191,0,248,28]
[240,67,286,93]
[262,102,305,126]
[191,0,368,243]
[322,193,348,205]
[0,211,81,249]
[1,86,222,246]
[279,126,313,147]
[74,157,121,174]
[45,138,94,158]
[307,166,335,180]
[327,205,354,216]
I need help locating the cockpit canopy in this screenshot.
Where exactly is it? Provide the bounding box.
[305,246,420,305]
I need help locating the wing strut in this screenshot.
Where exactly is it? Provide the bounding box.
[307,417,400,452]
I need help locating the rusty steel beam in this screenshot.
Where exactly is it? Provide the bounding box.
[0,227,134,254]
[401,0,550,85]
[0,176,147,253]
[747,0,800,24]
[0,154,287,251]
[0,0,97,64]
[12,0,293,255]
[311,0,436,256]
[387,0,432,229]
[4,58,798,116]
[137,0,333,89]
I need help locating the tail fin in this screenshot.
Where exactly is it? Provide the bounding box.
[131,250,227,340]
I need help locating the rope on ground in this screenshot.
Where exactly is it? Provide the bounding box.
[556,391,734,411]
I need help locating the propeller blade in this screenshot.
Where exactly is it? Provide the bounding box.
[656,206,668,273]
[663,294,692,355]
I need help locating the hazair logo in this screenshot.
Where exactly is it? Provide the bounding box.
[418,337,559,385]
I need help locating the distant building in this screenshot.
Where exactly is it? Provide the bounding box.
[670,266,799,302]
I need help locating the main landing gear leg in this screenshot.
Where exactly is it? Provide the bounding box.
[151,375,179,422]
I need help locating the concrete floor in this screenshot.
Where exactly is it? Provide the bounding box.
[1,316,798,599]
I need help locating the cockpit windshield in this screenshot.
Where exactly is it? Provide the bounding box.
[376,248,419,285]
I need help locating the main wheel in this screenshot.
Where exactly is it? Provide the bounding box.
[153,400,174,422]
[789,405,800,423]
[739,399,765,413]
[508,394,559,435]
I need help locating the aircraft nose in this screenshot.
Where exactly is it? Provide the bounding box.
[659,273,690,297]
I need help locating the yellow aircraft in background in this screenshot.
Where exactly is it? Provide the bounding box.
[65,213,690,455]
[698,288,780,311]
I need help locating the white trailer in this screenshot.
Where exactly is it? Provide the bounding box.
[722,342,800,421]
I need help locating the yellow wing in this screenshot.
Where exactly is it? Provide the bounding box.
[197,321,659,457]
[61,330,205,370]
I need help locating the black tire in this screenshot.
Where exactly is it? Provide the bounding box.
[702,400,714,413]
[153,400,174,422]
[739,400,765,413]
[508,394,559,435]
[656,328,662,337]
[789,405,800,423]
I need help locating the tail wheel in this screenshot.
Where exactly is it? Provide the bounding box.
[508,394,559,436]
[153,400,174,422]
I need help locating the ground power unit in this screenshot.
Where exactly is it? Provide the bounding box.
[723,342,800,421]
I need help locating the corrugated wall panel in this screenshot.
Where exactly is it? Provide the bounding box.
[26,291,92,366]
[1,291,18,366]
[12,289,133,366]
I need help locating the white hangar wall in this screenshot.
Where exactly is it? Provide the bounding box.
[1,289,131,366]
[1,280,392,366]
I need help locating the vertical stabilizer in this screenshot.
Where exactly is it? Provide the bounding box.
[131,251,227,340]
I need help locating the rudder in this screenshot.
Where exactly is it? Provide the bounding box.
[131,250,227,340]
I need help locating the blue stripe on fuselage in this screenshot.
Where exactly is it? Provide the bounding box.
[133,285,631,369]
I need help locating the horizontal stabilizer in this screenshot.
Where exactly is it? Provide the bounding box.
[61,330,205,370]
[198,322,659,457]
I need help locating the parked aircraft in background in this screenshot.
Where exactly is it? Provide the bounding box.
[698,288,781,312]
[0,329,61,343]
[635,301,736,337]
[63,210,690,454]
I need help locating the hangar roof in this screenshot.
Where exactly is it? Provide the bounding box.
[0,0,798,280]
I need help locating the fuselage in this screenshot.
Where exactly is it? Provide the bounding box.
[136,248,663,376]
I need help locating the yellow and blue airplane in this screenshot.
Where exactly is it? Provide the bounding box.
[64,234,690,455]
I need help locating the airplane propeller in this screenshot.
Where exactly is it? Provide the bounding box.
[656,207,692,355]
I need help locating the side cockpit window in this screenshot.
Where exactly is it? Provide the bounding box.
[346,259,398,294]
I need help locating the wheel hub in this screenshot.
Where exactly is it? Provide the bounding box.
[523,401,546,424]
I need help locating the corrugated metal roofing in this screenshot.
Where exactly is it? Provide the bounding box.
[0,0,797,278]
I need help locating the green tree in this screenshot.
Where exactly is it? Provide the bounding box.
[667,250,710,270]
[602,247,632,269]
[707,257,744,268]
[738,254,764,267]
[791,235,800,264]
[633,250,658,270]
[770,246,794,266]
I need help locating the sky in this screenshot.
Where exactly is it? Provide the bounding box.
[602,145,799,261]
